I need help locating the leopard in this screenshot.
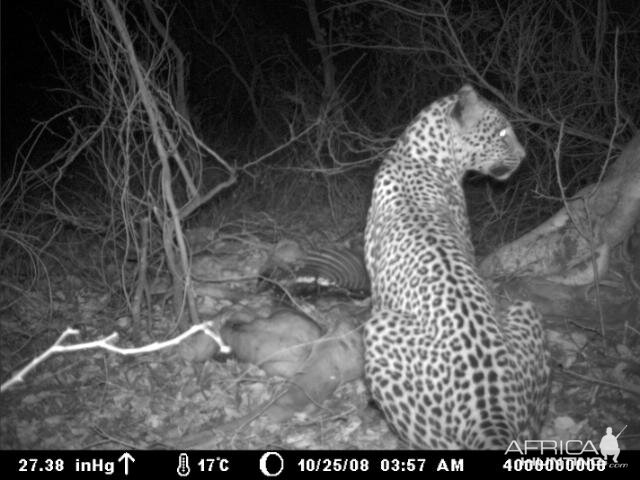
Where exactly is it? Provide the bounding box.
[364,84,550,449]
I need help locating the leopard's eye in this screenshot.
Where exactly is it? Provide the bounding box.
[498,128,508,138]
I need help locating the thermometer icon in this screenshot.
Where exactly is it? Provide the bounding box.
[177,453,191,477]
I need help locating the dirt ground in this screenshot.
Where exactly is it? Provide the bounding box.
[1,235,638,451]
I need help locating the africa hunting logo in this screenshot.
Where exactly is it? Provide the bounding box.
[599,426,625,464]
[504,425,630,471]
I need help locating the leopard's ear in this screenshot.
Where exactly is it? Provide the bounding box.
[451,84,483,129]
[457,84,478,103]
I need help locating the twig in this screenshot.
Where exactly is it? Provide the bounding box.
[559,368,640,397]
[0,323,229,393]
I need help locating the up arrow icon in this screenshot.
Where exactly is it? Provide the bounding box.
[118,452,136,476]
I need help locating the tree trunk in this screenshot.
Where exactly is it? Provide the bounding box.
[480,133,640,323]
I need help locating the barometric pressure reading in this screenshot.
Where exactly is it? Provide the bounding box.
[18,458,65,473]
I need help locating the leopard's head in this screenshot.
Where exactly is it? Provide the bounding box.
[450,84,525,181]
